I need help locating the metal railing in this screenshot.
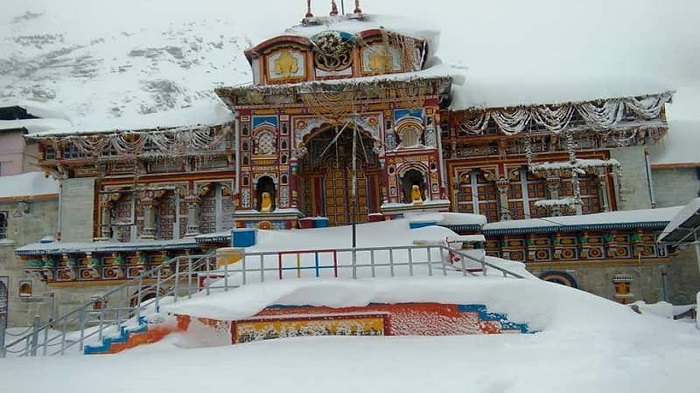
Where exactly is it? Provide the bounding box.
[2,243,523,357]
[2,253,213,357]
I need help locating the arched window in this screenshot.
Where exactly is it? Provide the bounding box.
[0,211,7,239]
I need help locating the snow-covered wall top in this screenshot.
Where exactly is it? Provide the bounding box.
[649,120,700,166]
[0,172,59,200]
[483,206,682,234]
[28,99,234,137]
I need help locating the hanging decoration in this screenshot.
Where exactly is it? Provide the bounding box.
[39,124,232,160]
[456,92,672,136]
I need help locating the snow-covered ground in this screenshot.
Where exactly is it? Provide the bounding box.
[1,275,699,393]
[2,214,700,393]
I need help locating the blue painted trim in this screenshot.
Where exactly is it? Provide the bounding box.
[457,304,529,333]
[483,221,669,236]
[539,271,578,288]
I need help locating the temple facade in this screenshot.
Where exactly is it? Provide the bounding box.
[9,5,697,325]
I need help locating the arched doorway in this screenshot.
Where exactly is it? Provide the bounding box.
[297,127,382,226]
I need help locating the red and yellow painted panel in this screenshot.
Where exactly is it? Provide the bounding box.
[233,313,388,343]
[175,302,530,346]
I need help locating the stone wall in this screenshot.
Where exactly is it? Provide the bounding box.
[651,167,699,208]
[0,197,58,327]
[650,167,700,306]
[59,177,95,242]
[529,263,667,304]
[610,145,653,211]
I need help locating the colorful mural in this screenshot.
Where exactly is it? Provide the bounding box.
[173,302,530,347]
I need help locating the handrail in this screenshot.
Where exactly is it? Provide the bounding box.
[3,253,213,357]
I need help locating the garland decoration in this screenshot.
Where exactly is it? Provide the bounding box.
[456,92,672,135]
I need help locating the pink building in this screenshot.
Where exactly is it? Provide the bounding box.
[0,102,72,176]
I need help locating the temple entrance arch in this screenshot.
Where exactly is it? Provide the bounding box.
[296,125,382,226]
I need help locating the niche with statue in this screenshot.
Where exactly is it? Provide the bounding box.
[255,176,277,213]
[401,169,426,204]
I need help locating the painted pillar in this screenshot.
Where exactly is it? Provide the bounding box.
[141,196,157,239]
[546,172,562,217]
[496,178,511,221]
[184,195,201,237]
[597,167,610,212]
[99,197,113,240]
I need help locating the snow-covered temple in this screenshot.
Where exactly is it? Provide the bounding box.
[7,2,698,319]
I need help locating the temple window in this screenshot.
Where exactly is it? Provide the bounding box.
[62,143,84,159]
[199,183,235,234]
[256,131,276,155]
[44,144,56,160]
[242,123,250,136]
[560,174,602,215]
[508,168,548,219]
[281,140,288,150]
[0,211,7,239]
[398,125,422,147]
[456,170,499,222]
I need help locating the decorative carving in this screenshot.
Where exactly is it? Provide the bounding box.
[273,50,300,79]
[312,31,353,72]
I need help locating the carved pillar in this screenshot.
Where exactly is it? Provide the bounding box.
[496,177,511,221]
[597,167,610,212]
[546,172,562,217]
[184,194,201,237]
[290,157,299,209]
[140,196,157,239]
[99,196,113,240]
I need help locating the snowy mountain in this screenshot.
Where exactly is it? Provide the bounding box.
[1,0,699,126]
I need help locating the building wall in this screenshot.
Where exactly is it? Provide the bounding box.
[0,198,58,327]
[529,263,667,304]
[651,167,700,208]
[59,177,95,242]
[651,166,700,305]
[0,131,25,176]
[610,145,653,211]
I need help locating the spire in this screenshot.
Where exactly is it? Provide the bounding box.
[330,0,338,16]
[353,0,362,14]
[305,0,314,18]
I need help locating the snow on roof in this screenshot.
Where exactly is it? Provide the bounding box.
[450,74,675,110]
[29,100,235,137]
[0,172,59,200]
[280,13,441,61]
[483,206,682,235]
[658,197,700,243]
[0,118,73,134]
[649,120,700,167]
[15,237,197,255]
[0,99,71,120]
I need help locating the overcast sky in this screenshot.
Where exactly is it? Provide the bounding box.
[2,0,698,119]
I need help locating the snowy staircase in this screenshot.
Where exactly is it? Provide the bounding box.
[2,253,216,357]
[3,243,524,357]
